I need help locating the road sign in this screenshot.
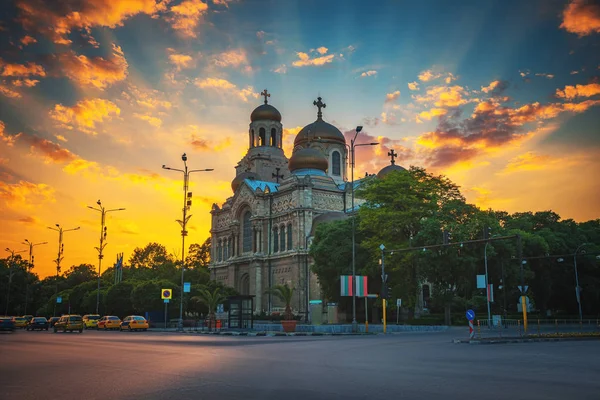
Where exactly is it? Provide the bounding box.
[164,299,169,303]
[161,288,172,300]
[56,296,62,304]
[476,275,486,289]
[466,309,475,321]
[469,320,475,339]
[379,244,385,250]
[183,282,191,293]
[217,304,224,313]
[396,298,402,307]
[518,285,529,293]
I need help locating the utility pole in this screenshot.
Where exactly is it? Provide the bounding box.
[163,154,213,331]
[88,201,125,315]
[48,224,80,316]
[517,234,528,333]
[22,239,47,315]
[573,243,588,323]
[380,244,387,334]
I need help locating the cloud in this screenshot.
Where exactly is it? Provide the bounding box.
[0,121,17,146]
[413,85,469,108]
[560,0,600,37]
[316,46,328,55]
[481,80,509,95]
[385,90,400,103]
[168,52,194,71]
[0,59,46,77]
[535,73,555,79]
[501,152,559,174]
[292,52,334,67]
[50,98,120,134]
[194,77,259,102]
[20,35,37,46]
[360,70,377,78]
[124,85,172,109]
[18,215,40,225]
[0,180,55,210]
[408,81,419,91]
[168,0,208,38]
[272,64,287,74]
[134,113,162,127]
[15,0,167,44]
[555,83,600,99]
[342,129,413,175]
[256,30,265,39]
[58,43,128,89]
[21,134,78,163]
[418,69,443,82]
[0,83,22,98]
[418,108,448,121]
[212,49,248,67]
[11,79,40,87]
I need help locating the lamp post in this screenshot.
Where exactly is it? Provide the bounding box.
[88,201,125,315]
[4,248,27,316]
[349,126,378,333]
[48,224,80,316]
[22,239,47,315]
[163,153,213,331]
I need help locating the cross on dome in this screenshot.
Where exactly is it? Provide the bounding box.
[313,96,326,120]
[260,89,270,104]
[388,149,398,165]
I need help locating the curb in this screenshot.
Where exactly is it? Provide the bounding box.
[174,330,377,337]
[453,336,600,345]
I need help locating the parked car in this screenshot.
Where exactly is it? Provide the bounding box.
[0,316,15,332]
[98,316,121,330]
[82,314,101,329]
[22,315,34,325]
[26,317,49,331]
[53,315,83,333]
[11,316,27,329]
[120,316,149,331]
[48,317,60,327]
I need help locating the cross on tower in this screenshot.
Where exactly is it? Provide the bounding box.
[272,167,284,183]
[388,149,398,165]
[260,89,270,104]
[313,96,326,119]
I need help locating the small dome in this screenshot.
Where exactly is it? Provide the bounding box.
[294,119,345,146]
[377,164,406,179]
[251,104,281,122]
[289,147,328,172]
[232,171,260,193]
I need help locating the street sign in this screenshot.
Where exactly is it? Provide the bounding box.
[466,309,475,321]
[396,298,402,307]
[379,244,385,250]
[518,285,529,293]
[476,275,486,289]
[183,282,191,293]
[217,304,224,313]
[56,296,62,304]
[164,299,169,304]
[161,288,172,300]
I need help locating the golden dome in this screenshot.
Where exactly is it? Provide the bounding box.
[231,171,260,193]
[377,164,406,179]
[288,147,328,172]
[294,119,345,146]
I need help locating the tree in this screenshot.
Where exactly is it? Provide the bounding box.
[265,284,295,320]
[186,237,211,268]
[192,287,226,329]
[129,243,173,269]
[105,282,135,317]
[131,279,179,314]
[63,264,97,288]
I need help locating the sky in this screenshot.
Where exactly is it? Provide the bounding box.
[0,0,599,278]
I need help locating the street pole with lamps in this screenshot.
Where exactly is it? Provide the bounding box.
[562,243,588,323]
[88,201,125,315]
[162,153,213,331]
[48,224,80,316]
[22,239,47,314]
[349,126,378,333]
[4,248,27,316]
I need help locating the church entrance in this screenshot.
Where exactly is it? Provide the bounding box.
[239,273,250,295]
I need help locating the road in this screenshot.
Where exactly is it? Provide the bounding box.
[1,328,599,400]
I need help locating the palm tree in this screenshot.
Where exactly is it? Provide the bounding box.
[192,287,226,329]
[265,284,295,320]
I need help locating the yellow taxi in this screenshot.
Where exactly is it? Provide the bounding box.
[120,315,149,332]
[82,314,101,329]
[11,316,27,329]
[97,316,121,330]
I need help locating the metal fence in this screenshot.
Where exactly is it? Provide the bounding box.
[472,317,600,339]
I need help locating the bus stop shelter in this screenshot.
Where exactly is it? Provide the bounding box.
[227,295,254,330]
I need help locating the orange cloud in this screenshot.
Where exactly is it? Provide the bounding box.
[168,52,194,71]
[212,49,248,67]
[385,90,400,103]
[481,80,501,93]
[418,108,448,121]
[316,46,328,55]
[50,98,120,134]
[0,121,17,146]
[555,83,600,99]
[0,59,46,77]
[11,78,39,87]
[360,70,377,78]
[292,52,334,67]
[560,0,600,37]
[501,152,560,174]
[168,0,208,38]
[20,35,37,45]
[134,113,162,127]
[414,85,469,108]
[194,77,259,102]
[408,81,419,91]
[58,44,128,89]
[15,0,167,44]
[418,69,442,82]
[21,135,78,164]
[0,180,55,209]
[0,83,21,98]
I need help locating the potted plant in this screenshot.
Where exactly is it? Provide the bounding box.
[266,284,296,332]
[192,287,225,331]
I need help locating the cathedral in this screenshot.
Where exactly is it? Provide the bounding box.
[208,90,406,319]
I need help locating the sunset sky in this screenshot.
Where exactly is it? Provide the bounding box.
[0,0,599,278]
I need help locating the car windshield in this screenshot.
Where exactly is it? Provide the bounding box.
[34,317,47,322]
[108,316,119,320]
[87,315,100,320]
[69,316,82,322]
[134,316,145,321]
[15,317,25,321]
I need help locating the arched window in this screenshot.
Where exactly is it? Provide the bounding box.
[217,240,222,262]
[280,225,286,252]
[270,128,277,147]
[250,129,255,148]
[259,128,266,146]
[332,151,341,176]
[273,227,279,253]
[242,211,252,253]
[287,223,293,250]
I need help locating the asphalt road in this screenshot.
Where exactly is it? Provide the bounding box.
[1,328,599,400]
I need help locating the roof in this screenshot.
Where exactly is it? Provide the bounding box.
[244,179,279,193]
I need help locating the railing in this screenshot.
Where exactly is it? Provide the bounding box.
[471,317,600,339]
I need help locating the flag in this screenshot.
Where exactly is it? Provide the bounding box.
[340,275,353,296]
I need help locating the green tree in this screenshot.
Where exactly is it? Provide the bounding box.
[192,287,225,320]
[105,281,135,317]
[186,237,211,268]
[129,243,173,269]
[265,284,295,320]
[63,264,97,288]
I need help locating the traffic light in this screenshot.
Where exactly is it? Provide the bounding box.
[381,283,392,299]
[483,226,491,240]
[443,230,451,245]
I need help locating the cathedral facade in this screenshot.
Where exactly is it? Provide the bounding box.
[208,91,405,318]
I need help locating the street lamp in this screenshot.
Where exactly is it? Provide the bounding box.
[558,244,588,323]
[162,153,213,332]
[349,126,378,333]
[483,228,498,329]
[4,247,27,316]
[22,239,47,315]
[88,201,125,314]
[48,224,80,316]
